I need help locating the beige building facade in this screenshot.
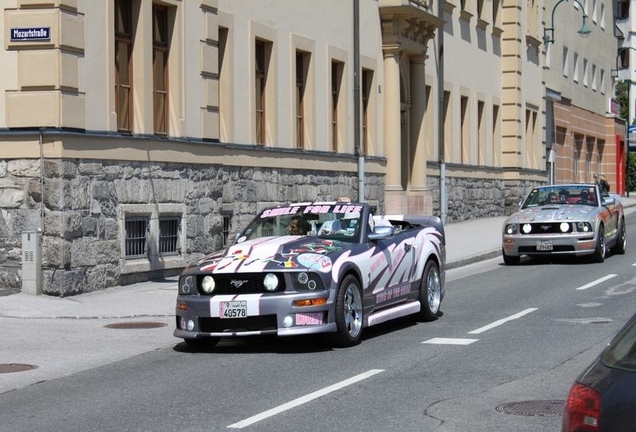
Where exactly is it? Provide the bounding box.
[543,0,625,192]
[0,0,621,295]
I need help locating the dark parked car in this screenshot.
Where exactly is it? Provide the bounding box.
[562,312,636,431]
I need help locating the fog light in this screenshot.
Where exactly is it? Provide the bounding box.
[283,315,294,328]
[560,222,569,233]
[522,224,532,234]
[186,319,195,331]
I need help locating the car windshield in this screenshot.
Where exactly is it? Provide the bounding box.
[521,186,598,209]
[237,203,364,243]
[602,316,636,372]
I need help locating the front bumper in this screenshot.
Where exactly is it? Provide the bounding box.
[502,233,597,257]
[174,291,336,340]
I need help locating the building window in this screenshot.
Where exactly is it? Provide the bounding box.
[295,51,307,149]
[120,204,186,274]
[219,26,229,142]
[362,69,373,155]
[573,52,579,83]
[331,61,343,152]
[460,96,469,164]
[443,90,451,161]
[159,217,180,256]
[477,101,485,165]
[115,0,133,133]
[125,217,148,258]
[562,46,569,77]
[255,40,267,145]
[583,58,589,87]
[492,104,500,165]
[153,5,169,136]
[492,0,501,28]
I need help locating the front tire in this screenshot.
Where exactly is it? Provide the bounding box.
[332,274,364,347]
[592,225,606,263]
[416,260,442,322]
[613,218,627,255]
[502,248,520,265]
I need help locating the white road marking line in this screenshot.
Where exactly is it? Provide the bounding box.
[632,263,636,267]
[576,274,617,291]
[468,308,538,335]
[227,369,384,429]
[422,338,478,345]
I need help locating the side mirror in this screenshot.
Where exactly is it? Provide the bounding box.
[368,225,395,241]
[602,197,615,207]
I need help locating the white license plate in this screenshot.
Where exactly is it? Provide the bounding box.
[536,241,553,251]
[219,301,247,319]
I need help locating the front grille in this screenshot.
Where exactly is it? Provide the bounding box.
[520,223,571,235]
[199,315,278,332]
[519,245,576,253]
[197,273,285,295]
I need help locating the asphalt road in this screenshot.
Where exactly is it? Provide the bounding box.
[2,213,636,432]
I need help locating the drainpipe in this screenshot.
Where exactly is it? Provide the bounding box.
[437,0,446,223]
[39,128,45,231]
[354,0,365,202]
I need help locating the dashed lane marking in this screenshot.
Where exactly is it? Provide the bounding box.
[422,338,479,345]
[227,369,385,429]
[576,274,617,291]
[468,308,538,335]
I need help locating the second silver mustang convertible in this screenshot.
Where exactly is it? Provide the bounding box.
[501,182,626,265]
[174,199,446,348]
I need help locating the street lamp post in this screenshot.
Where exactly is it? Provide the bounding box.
[543,0,591,46]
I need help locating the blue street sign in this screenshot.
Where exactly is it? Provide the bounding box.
[629,125,636,134]
[10,27,50,42]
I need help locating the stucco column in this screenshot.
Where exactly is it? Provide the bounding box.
[383,46,402,191]
[409,54,427,191]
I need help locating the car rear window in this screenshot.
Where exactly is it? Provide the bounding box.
[602,317,636,372]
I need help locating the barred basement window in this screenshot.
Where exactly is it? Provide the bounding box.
[125,217,148,258]
[159,217,180,256]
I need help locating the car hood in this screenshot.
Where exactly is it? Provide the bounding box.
[185,236,347,274]
[506,205,594,223]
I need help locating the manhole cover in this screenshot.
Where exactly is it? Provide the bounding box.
[495,400,564,417]
[104,321,168,329]
[0,363,38,374]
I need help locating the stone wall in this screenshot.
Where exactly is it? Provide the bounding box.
[427,174,545,223]
[0,158,384,296]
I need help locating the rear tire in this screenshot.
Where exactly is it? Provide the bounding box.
[592,225,606,263]
[612,218,627,255]
[416,260,441,322]
[332,274,364,347]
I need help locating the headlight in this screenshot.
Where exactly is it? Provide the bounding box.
[576,222,592,233]
[559,222,570,233]
[292,272,324,291]
[179,276,194,295]
[263,273,279,291]
[522,223,532,234]
[505,224,518,235]
[201,275,215,294]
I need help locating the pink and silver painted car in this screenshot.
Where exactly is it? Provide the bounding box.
[174,199,446,348]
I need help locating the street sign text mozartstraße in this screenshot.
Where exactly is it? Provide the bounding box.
[10,27,50,42]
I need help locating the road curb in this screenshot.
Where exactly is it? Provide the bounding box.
[446,249,501,270]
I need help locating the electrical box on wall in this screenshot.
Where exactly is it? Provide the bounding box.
[22,230,42,296]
